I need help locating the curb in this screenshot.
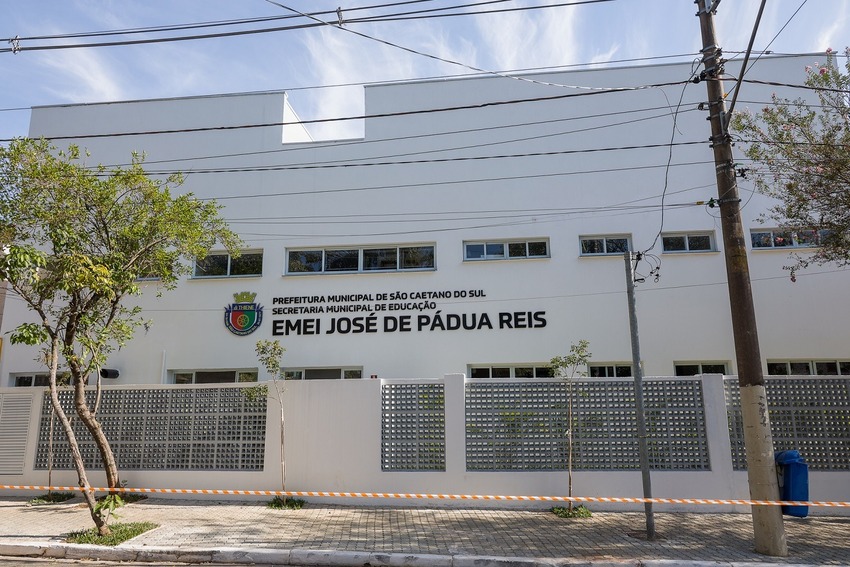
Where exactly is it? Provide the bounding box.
[0,542,824,567]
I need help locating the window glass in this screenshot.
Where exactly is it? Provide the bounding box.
[466,240,548,261]
[581,236,630,255]
[325,249,359,272]
[485,243,505,258]
[230,253,263,276]
[661,233,715,252]
[789,361,811,375]
[772,232,793,247]
[288,250,323,273]
[305,368,343,380]
[284,370,304,380]
[767,362,789,376]
[194,371,237,384]
[815,361,839,375]
[615,365,632,377]
[751,232,773,248]
[662,236,686,251]
[606,238,629,253]
[676,363,726,375]
[237,371,258,382]
[401,246,435,269]
[581,238,605,255]
[528,241,548,257]
[508,243,527,257]
[343,370,362,379]
[195,254,228,277]
[796,230,818,246]
[363,248,398,271]
[465,243,485,259]
[688,235,712,251]
[675,365,701,376]
[841,362,850,375]
[469,365,556,378]
[174,373,193,384]
[589,365,612,378]
[15,376,33,387]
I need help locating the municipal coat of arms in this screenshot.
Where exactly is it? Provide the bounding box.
[224,292,263,336]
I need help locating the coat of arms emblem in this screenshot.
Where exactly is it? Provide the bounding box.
[224,291,263,336]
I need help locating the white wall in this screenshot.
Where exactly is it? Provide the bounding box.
[1,377,846,515]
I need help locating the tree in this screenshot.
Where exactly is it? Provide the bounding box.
[0,138,239,534]
[550,339,590,514]
[252,340,288,505]
[733,48,850,277]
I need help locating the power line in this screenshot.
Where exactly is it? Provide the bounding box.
[1,1,443,42]
[267,0,619,92]
[197,159,717,202]
[1,79,688,143]
[0,0,609,54]
[140,140,708,177]
[225,201,699,225]
[102,103,695,168]
[0,50,710,116]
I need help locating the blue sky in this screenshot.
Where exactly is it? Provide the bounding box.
[1,0,847,141]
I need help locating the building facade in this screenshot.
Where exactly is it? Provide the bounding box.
[2,54,848,386]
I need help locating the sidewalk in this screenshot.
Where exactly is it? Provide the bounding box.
[0,496,847,566]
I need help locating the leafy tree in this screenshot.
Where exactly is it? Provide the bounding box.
[0,138,239,534]
[733,48,850,277]
[550,339,590,514]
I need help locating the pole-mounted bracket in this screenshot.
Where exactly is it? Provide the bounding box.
[695,0,722,15]
[708,133,733,148]
[705,197,741,208]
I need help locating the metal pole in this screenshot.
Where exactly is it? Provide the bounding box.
[624,251,655,540]
[695,0,787,556]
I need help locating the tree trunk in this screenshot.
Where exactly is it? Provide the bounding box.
[73,378,120,490]
[567,382,573,512]
[271,380,286,504]
[47,338,110,536]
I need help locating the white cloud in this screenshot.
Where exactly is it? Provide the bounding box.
[473,1,581,70]
[816,0,850,51]
[589,44,621,66]
[38,48,125,102]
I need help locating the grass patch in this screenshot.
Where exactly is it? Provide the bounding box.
[66,522,158,546]
[267,496,306,510]
[551,505,592,518]
[96,492,148,504]
[28,492,76,505]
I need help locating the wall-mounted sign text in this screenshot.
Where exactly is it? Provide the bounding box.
[267,289,545,336]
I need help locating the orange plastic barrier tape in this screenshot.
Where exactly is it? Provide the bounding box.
[0,485,848,508]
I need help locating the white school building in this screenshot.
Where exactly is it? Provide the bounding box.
[0,54,848,509]
[3,53,849,385]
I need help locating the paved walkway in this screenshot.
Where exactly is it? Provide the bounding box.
[0,496,847,566]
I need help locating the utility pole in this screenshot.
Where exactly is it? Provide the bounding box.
[695,0,787,556]
[624,252,655,540]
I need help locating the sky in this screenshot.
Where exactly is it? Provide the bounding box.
[1,0,848,142]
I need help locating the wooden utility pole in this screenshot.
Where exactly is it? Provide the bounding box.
[624,252,655,540]
[695,0,787,556]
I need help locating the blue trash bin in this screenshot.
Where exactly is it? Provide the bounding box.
[775,450,809,518]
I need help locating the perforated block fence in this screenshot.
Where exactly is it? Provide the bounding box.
[381,382,446,471]
[724,377,850,471]
[465,379,709,471]
[36,386,267,471]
